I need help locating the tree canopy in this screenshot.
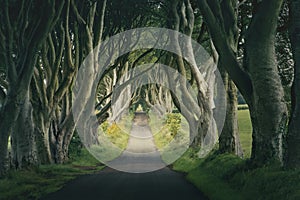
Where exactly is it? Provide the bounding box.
[0,0,299,176]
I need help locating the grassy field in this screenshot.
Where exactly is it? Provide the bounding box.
[0,148,104,200]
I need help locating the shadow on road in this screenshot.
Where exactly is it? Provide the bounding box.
[41,167,208,200]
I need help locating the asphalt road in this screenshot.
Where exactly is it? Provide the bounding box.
[107,112,165,173]
[41,167,208,200]
[41,112,208,200]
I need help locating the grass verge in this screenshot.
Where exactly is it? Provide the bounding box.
[173,149,300,200]
[0,148,104,200]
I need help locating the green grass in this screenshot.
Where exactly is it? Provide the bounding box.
[237,109,252,158]
[172,148,203,172]
[238,104,249,110]
[173,150,300,200]
[172,109,299,199]
[0,148,104,200]
[149,111,173,150]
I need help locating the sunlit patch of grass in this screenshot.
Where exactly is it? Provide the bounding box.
[105,122,129,149]
[237,109,252,158]
[148,110,165,138]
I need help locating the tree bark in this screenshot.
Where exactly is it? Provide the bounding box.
[11,92,38,169]
[286,0,300,168]
[198,0,287,165]
[0,92,20,175]
[219,69,243,157]
[214,0,243,156]
[245,0,288,165]
[0,0,63,176]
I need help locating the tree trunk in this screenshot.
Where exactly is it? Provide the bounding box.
[0,1,63,175]
[286,0,300,168]
[198,0,287,165]
[219,70,243,157]
[11,92,38,169]
[52,113,76,164]
[0,93,20,175]
[245,1,288,165]
[215,0,243,156]
[34,117,53,164]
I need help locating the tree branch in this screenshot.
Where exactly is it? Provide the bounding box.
[197,0,253,103]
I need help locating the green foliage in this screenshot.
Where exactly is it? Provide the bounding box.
[151,113,190,164]
[89,115,133,162]
[172,148,202,173]
[166,113,181,136]
[152,113,182,150]
[100,119,130,150]
[68,131,83,158]
[101,121,109,133]
[105,122,128,150]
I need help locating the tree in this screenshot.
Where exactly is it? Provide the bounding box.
[197,0,288,165]
[286,0,300,168]
[215,0,242,156]
[0,0,64,175]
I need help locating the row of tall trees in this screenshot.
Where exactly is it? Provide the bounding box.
[0,0,299,176]
[197,0,300,167]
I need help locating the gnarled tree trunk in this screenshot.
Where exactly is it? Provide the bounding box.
[219,70,243,157]
[245,1,288,165]
[198,0,288,165]
[11,92,38,169]
[286,0,300,168]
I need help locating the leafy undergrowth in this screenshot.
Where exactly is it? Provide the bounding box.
[151,113,190,163]
[0,148,104,200]
[173,149,300,200]
[100,115,132,151]
[89,115,132,163]
[153,113,181,149]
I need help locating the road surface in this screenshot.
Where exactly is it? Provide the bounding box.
[41,112,207,200]
[107,112,165,173]
[41,167,207,200]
